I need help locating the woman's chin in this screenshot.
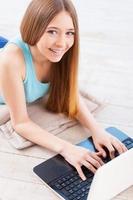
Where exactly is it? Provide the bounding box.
[48,55,64,63]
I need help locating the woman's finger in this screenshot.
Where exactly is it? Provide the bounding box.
[89,152,104,165]
[106,143,115,159]
[95,144,106,158]
[121,142,128,151]
[82,160,97,173]
[112,138,127,155]
[86,153,103,168]
[75,165,86,181]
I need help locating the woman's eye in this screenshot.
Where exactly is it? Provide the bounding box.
[47,30,57,35]
[66,32,75,36]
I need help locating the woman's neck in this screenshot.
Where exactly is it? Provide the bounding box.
[29,45,52,83]
[29,45,51,67]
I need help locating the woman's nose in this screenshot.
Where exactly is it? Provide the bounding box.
[55,35,66,48]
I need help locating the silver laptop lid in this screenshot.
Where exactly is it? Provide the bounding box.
[87,148,133,200]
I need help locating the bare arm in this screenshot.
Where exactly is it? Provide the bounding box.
[0,47,70,154]
[15,120,70,153]
[75,94,127,158]
[75,94,102,135]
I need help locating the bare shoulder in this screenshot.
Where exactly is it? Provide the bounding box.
[0,44,29,127]
[0,44,25,80]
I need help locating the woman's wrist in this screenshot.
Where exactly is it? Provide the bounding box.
[59,141,73,157]
[88,122,104,137]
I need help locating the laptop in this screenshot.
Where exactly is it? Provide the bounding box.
[33,127,133,200]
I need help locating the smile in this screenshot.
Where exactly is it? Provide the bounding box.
[49,48,65,55]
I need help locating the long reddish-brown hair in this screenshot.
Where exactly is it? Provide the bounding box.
[20,0,79,118]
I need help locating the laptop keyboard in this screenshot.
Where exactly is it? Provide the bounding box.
[50,137,133,200]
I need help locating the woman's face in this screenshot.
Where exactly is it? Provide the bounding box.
[36,11,75,63]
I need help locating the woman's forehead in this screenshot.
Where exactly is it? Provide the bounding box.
[47,11,75,30]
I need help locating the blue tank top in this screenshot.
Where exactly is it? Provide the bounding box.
[0,37,50,104]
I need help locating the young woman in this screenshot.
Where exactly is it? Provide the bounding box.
[0,0,127,180]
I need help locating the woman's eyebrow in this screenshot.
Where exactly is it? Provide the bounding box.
[47,26,75,31]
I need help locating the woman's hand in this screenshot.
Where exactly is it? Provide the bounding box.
[92,129,127,159]
[60,143,104,180]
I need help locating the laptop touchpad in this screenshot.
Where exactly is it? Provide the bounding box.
[33,154,73,183]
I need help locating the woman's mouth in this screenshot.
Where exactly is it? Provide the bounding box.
[49,48,65,56]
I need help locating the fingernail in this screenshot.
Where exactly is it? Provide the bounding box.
[103,153,106,158]
[83,177,86,181]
